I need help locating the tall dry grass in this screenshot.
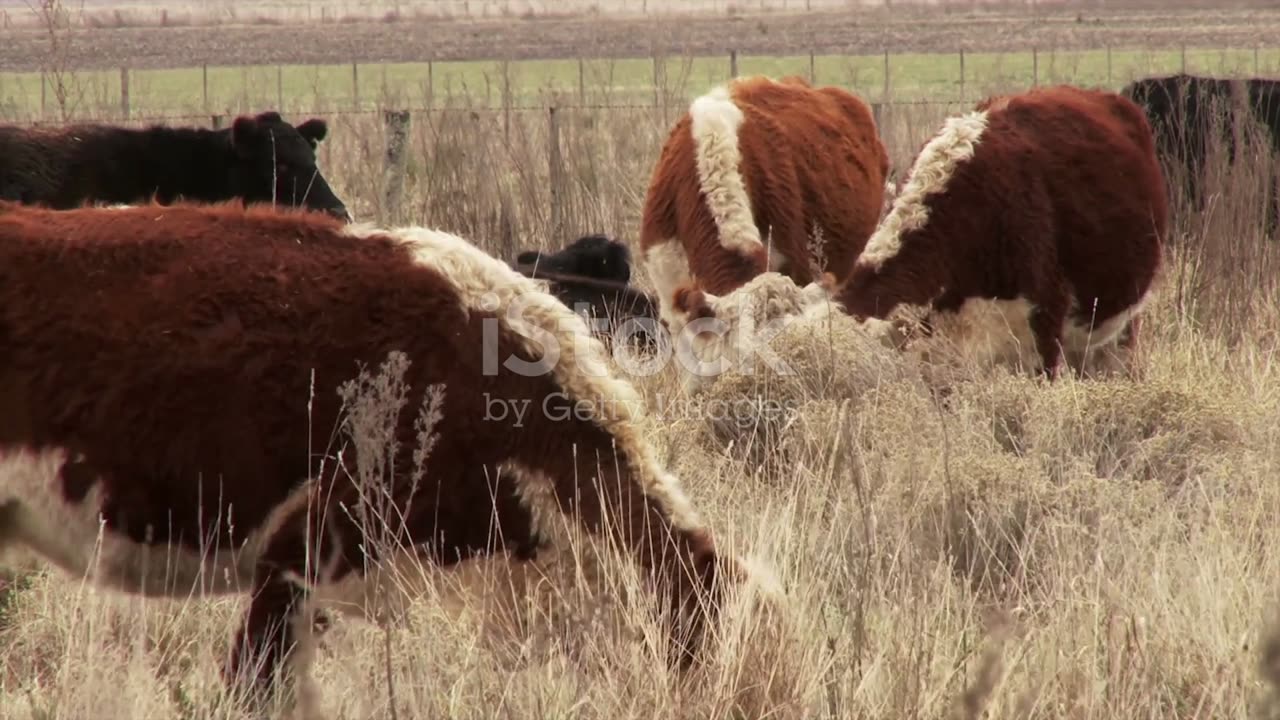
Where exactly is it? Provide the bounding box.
[2,79,1280,719]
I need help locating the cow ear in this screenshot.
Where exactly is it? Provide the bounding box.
[515,250,540,266]
[296,119,328,147]
[255,111,284,125]
[230,116,260,155]
[672,286,715,321]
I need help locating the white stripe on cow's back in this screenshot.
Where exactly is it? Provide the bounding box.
[689,84,763,257]
[858,110,989,270]
[344,223,705,535]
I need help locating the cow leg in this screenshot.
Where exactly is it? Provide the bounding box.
[1118,314,1145,379]
[1029,291,1069,380]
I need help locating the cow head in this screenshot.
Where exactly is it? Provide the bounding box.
[514,234,632,284]
[666,273,839,393]
[228,111,351,221]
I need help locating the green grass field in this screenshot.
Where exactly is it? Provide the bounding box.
[3,45,1279,121]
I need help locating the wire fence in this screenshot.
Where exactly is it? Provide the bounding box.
[4,44,1279,127]
[0,0,1038,31]
[2,39,1274,256]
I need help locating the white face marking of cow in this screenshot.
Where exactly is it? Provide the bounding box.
[668,273,840,394]
[640,239,694,334]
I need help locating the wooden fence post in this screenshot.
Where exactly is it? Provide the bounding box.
[652,55,661,109]
[1180,44,1187,74]
[382,109,412,224]
[809,51,816,84]
[501,59,512,145]
[578,57,586,104]
[40,72,46,119]
[352,61,360,110]
[276,65,284,111]
[202,64,209,113]
[211,114,224,129]
[548,105,565,241]
[882,49,890,100]
[120,67,130,120]
[958,48,965,102]
[877,50,889,128]
[729,49,738,79]
[1032,47,1039,86]
[426,60,434,109]
[1106,46,1112,86]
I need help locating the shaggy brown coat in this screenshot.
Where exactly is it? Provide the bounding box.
[828,84,1167,377]
[0,201,746,709]
[638,75,888,327]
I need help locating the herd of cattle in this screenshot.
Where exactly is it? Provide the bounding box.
[0,69,1276,712]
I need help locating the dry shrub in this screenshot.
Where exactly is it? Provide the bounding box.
[974,373,1251,486]
[681,293,920,468]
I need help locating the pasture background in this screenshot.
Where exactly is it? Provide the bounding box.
[2,0,1280,30]
[3,3,1280,719]
[4,41,1280,251]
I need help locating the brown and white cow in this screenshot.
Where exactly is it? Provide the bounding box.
[0,201,770,712]
[638,75,889,340]
[823,84,1168,377]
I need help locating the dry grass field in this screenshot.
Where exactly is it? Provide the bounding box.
[3,5,1280,720]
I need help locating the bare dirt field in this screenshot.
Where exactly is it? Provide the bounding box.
[4,6,1280,72]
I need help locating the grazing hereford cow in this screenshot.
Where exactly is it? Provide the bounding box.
[638,75,889,336]
[1122,72,1280,235]
[0,111,350,220]
[0,201,764,711]
[513,235,659,347]
[816,84,1167,377]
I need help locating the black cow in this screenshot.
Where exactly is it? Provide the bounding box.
[513,235,658,347]
[1122,72,1280,235]
[0,111,350,220]
[515,233,633,283]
